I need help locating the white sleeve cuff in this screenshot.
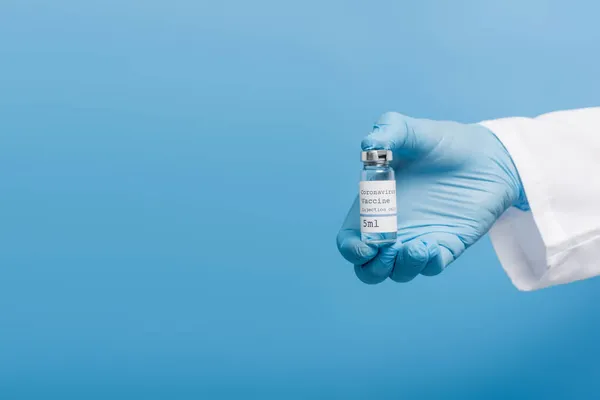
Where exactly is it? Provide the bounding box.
[480,115,600,291]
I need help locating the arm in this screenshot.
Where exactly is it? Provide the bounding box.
[481,107,600,290]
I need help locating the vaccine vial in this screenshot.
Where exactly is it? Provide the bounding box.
[360,150,397,245]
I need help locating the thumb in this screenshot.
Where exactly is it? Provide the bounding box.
[361,112,441,162]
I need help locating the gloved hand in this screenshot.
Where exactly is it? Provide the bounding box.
[336,112,528,284]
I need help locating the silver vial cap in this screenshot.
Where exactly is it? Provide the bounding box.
[361,149,393,163]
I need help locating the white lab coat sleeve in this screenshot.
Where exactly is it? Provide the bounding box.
[479,107,600,291]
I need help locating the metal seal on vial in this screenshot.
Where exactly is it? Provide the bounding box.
[361,150,393,164]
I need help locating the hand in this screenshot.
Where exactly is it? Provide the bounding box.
[336,112,528,284]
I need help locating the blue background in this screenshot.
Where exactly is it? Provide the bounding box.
[2,1,600,399]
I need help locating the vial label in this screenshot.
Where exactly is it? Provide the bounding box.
[359,180,397,233]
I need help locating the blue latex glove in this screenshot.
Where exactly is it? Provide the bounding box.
[337,112,528,284]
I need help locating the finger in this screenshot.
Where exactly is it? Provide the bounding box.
[420,246,453,276]
[337,197,379,265]
[419,233,466,277]
[389,238,435,282]
[361,112,441,162]
[337,229,378,266]
[354,241,401,285]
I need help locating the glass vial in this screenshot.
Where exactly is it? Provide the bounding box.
[360,150,397,245]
